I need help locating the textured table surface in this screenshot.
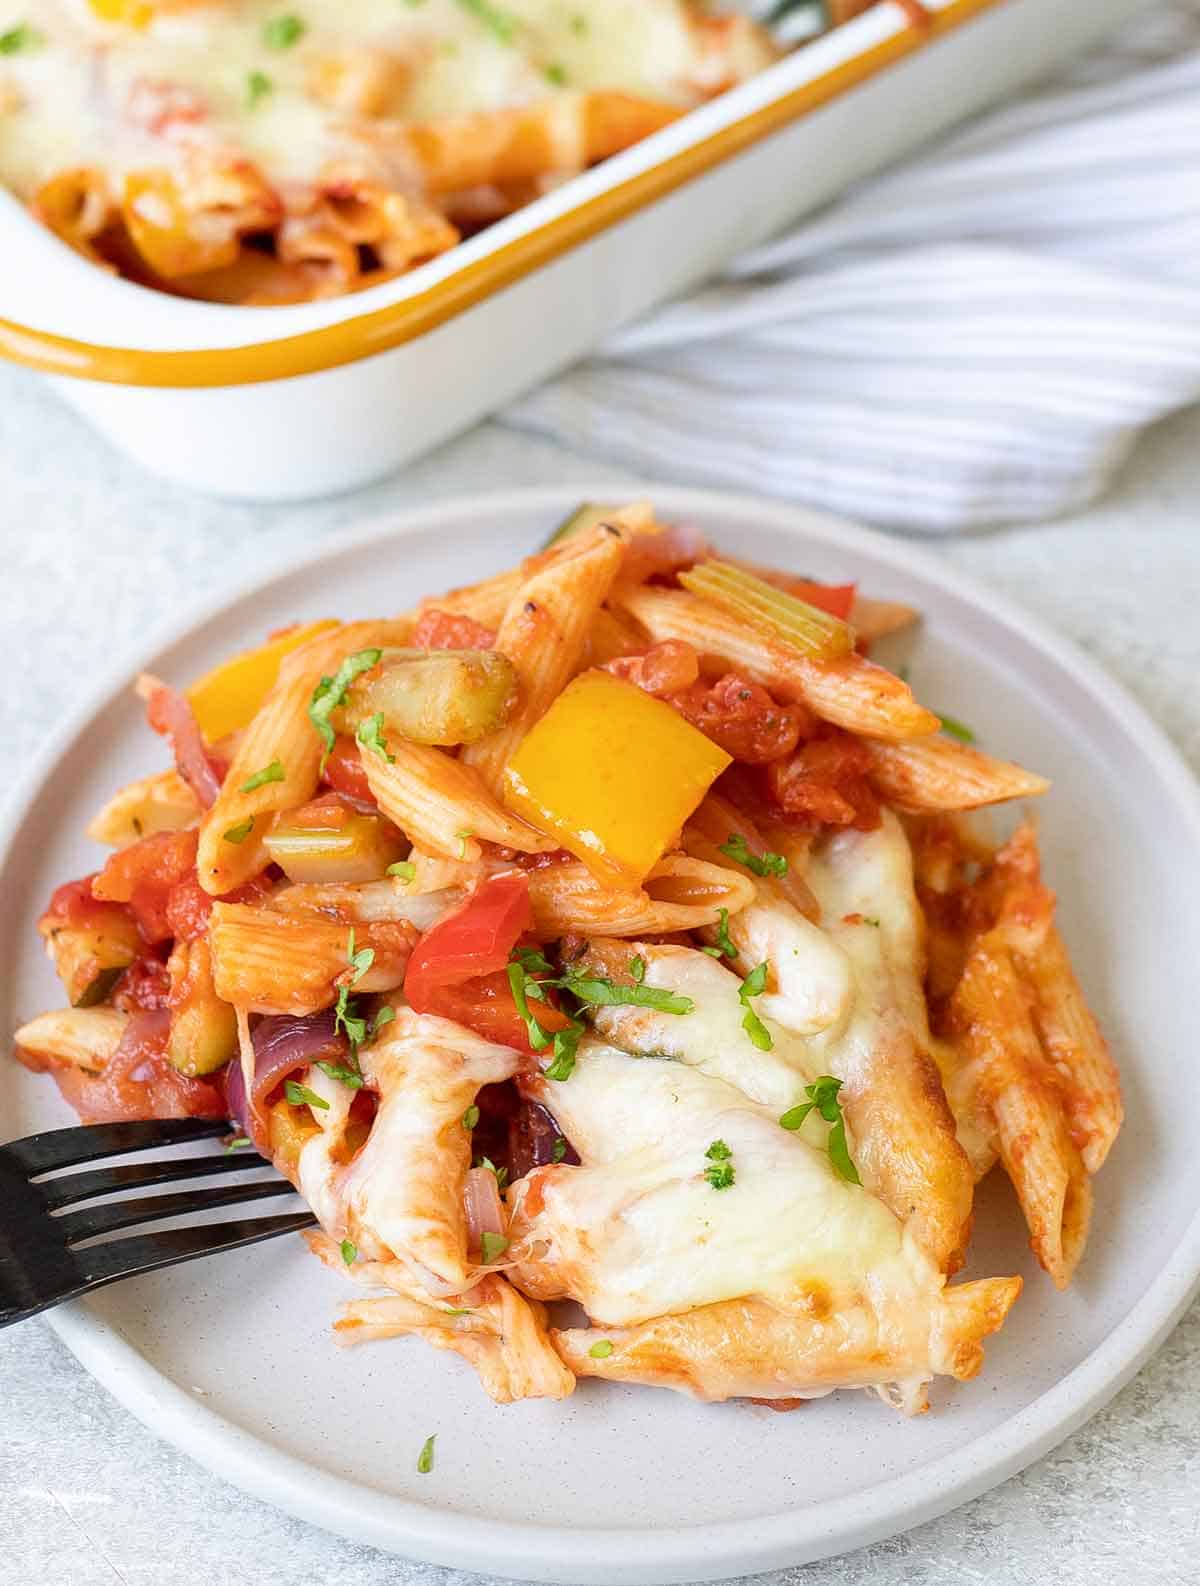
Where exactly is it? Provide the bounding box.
[0,365,1197,1586]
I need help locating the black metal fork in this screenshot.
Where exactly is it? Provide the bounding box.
[0,1118,316,1327]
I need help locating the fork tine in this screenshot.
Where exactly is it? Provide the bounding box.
[58,1178,301,1245]
[74,1211,316,1288]
[2,1119,229,1176]
[38,1151,267,1211]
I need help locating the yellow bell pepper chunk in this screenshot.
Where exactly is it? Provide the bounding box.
[88,0,154,25]
[186,621,339,743]
[502,670,731,890]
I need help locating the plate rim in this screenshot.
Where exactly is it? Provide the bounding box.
[5,483,1200,1584]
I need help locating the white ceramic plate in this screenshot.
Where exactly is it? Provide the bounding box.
[4,487,1199,1586]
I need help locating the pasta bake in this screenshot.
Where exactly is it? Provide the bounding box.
[14,501,1122,1413]
[0,0,779,303]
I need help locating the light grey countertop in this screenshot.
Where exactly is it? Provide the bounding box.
[1,366,1197,1586]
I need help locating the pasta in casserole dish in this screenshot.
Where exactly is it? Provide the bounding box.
[14,502,1122,1413]
[0,0,781,303]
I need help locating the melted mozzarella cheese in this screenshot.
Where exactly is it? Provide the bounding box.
[0,0,764,197]
[513,1038,939,1328]
[296,1007,518,1290]
[588,945,820,1115]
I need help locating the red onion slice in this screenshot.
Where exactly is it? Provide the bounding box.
[226,1009,348,1147]
[137,673,224,808]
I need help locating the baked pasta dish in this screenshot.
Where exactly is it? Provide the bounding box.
[0,0,780,304]
[14,502,1122,1413]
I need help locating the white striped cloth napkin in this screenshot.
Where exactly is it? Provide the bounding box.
[504,1,1200,534]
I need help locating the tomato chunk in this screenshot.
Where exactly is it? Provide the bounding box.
[412,609,497,651]
[321,735,376,805]
[93,830,199,942]
[405,874,568,1054]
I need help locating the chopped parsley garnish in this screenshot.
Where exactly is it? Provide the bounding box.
[372,1005,395,1036]
[455,829,473,858]
[307,648,381,771]
[0,23,42,54]
[417,1434,436,1474]
[222,817,255,844]
[543,62,567,85]
[476,1155,509,1192]
[737,962,773,1051]
[240,759,284,793]
[938,713,976,744]
[462,1104,480,1130]
[588,1339,614,1358]
[551,1136,567,1163]
[246,70,273,108]
[356,711,394,763]
[629,954,646,984]
[480,1230,508,1264]
[284,1079,329,1110]
[332,927,377,1063]
[223,1135,251,1154]
[779,1075,861,1185]
[719,832,788,878]
[454,0,517,43]
[702,907,737,960]
[263,13,305,48]
[508,949,693,1081]
[570,13,587,34]
[316,1059,364,1090]
[387,860,416,881]
[862,916,881,928]
[703,1142,735,1190]
[340,1238,357,1265]
[554,964,694,1016]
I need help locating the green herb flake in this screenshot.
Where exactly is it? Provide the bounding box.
[462,1104,481,1130]
[551,1135,567,1163]
[588,1339,614,1359]
[454,0,517,44]
[455,828,473,858]
[737,962,773,1051]
[476,1155,509,1192]
[480,1230,508,1264]
[0,23,43,54]
[862,916,881,928]
[543,1022,582,1082]
[711,907,737,959]
[703,1159,735,1191]
[778,1075,861,1184]
[371,1004,395,1036]
[223,817,255,845]
[938,713,976,744]
[569,13,587,33]
[284,1079,330,1110]
[263,13,306,48]
[705,1139,732,1161]
[543,62,567,85]
[555,965,694,1016]
[356,711,394,763]
[512,945,553,975]
[316,1058,364,1090]
[629,954,646,984]
[307,648,382,771]
[387,860,416,881]
[416,1434,436,1474]
[223,1135,251,1154]
[506,960,555,1053]
[240,759,285,793]
[718,832,788,879]
[340,1238,357,1266]
[246,69,273,108]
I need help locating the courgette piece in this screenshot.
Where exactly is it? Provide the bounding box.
[43,922,141,1008]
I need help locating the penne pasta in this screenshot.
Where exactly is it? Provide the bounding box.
[14,1007,128,1072]
[865,737,1050,812]
[950,932,1092,1289]
[197,620,412,895]
[618,586,940,741]
[361,740,556,862]
[460,521,630,793]
[86,768,202,849]
[526,854,755,939]
[209,902,415,1016]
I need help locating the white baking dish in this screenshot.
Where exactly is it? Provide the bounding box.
[0,0,1144,501]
